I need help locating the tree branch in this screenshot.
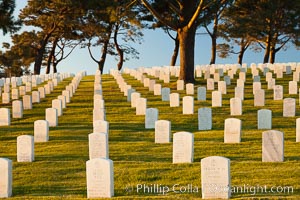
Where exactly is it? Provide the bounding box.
[139,0,177,30]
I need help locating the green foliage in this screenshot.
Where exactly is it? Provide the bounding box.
[0,72,299,199]
[0,0,21,35]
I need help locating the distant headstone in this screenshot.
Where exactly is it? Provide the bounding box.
[283,98,296,117]
[62,90,70,103]
[34,120,49,142]
[153,84,161,96]
[38,87,46,98]
[88,132,109,159]
[0,158,12,198]
[131,92,140,108]
[23,95,32,110]
[170,93,180,107]
[273,85,283,100]
[253,82,261,94]
[177,80,184,90]
[93,120,109,134]
[258,109,272,129]
[2,93,10,104]
[32,91,40,103]
[93,108,106,121]
[218,81,227,94]
[11,88,19,100]
[58,95,66,109]
[254,89,265,106]
[234,86,244,100]
[155,120,171,143]
[201,156,231,199]
[145,108,159,129]
[262,130,284,162]
[172,132,194,163]
[86,158,114,198]
[136,98,147,115]
[183,96,194,114]
[17,135,34,162]
[267,78,276,90]
[46,108,58,127]
[198,108,212,130]
[224,76,231,85]
[161,88,170,101]
[197,87,206,101]
[289,81,298,94]
[296,118,300,142]
[230,98,242,115]
[12,100,23,118]
[224,118,242,143]
[0,108,10,126]
[236,79,244,88]
[52,99,63,116]
[206,78,214,90]
[186,83,194,95]
[212,91,222,107]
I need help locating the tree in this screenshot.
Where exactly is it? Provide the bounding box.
[140,0,212,83]
[202,0,234,64]
[0,0,21,36]
[228,0,300,64]
[19,0,80,74]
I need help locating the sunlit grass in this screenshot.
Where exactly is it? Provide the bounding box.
[0,71,299,199]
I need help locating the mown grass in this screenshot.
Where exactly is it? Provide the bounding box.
[0,69,299,199]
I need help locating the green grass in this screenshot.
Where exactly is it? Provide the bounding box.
[0,70,299,199]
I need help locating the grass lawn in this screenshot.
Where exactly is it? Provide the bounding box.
[0,69,299,199]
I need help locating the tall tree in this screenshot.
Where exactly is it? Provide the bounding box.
[229,0,300,64]
[140,0,212,83]
[19,0,79,74]
[202,0,233,64]
[0,0,21,36]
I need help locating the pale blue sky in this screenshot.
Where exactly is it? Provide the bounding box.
[1,0,299,75]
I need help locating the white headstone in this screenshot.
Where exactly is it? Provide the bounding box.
[34,120,49,142]
[2,93,10,104]
[273,85,283,100]
[283,98,296,117]
[93,120,109,134]
[131,92,140,108]
[170,93,180,107]
[136,98,147,115]
[38,87,46,98]
[155,120,171,143]
[62,90,71,103]
[93,108,106,121]
[17,135,34,162]
[201,156,231,199]
[12,100,23,118]
[32,91,40,103]
[86,158,114,198]
[88,133,109,159]
[11,88,19,100]
[145,108,159,129]
[0,108,10,126]
[0,158,12,198]
[212,91,222,107]
[177,80,184,90]
[197,87,206,101]
[224,118,242,143]
[206,78,214,90]
[218,81,227,94]
[183,96,194,114]
[296,118,300,142]
[58,95,66,109]
[23,95,32,110]
[46,108,58,127]
[186,83,194,95]
[254,89,265,106]
[161,88,170,101]
[262,130,284,162]
[52,99,63,116]
[230,98,242,115]
[172,132,194,163]
[153,84,161,95]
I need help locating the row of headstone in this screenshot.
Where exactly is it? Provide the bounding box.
[87,72,114,198]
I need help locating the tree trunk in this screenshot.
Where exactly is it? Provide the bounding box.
[113,25,124,71]
[53,63,57,73]
[263,35,271,63]
[170,33,179,66]
[46,37,59,74]
[210,35,217,64]
[269,46,276,64]
[178,26,196,83]
[34,46,45,75]
[237,42,246,65]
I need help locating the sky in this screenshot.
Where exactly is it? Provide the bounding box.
[1,0,300,75]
